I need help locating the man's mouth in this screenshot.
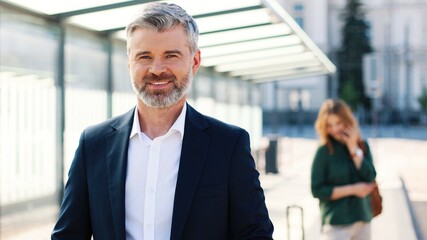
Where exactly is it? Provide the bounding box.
[151,81,169,85]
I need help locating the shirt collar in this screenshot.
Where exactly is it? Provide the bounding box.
[169,104,186,140]
[129,104,186,140]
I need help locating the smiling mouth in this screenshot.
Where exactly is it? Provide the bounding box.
[150,81,169,85]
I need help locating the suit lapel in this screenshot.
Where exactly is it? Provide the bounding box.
[170,104,210,240]
[103,105,209,240]
[105,108,134,240]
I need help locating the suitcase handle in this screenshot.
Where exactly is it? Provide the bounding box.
[286,205,305,240]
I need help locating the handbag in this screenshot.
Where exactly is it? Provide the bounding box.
[371,182,383,217]
[356,141,383,217]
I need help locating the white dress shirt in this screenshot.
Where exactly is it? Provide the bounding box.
[125,105,186,240]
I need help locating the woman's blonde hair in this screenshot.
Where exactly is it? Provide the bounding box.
[315,99,361,152]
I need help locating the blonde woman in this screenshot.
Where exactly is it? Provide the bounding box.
[311,99,377,240]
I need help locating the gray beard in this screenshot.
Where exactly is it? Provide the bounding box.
[133,71,192,108]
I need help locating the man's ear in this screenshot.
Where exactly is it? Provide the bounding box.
[192,49,201,75]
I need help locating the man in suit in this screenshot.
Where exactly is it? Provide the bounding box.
[52,2,274,240]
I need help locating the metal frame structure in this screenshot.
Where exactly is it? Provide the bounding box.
[1,0,336,82]
[0,0,336,206]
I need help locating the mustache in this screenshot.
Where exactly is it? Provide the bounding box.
[143,73,176,82]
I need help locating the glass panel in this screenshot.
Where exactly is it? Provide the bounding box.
[289,90,300,111]
[0,8,57,210]
[173,0,261,16]
[112,40,131,92]
[67,5,142,31]
[65,27,108,89]
[64,27,108,176]
[4,0,131,15]
[66,0,263,32]
[196,9,271,33]
[216,52,315,72]
[214,77,228,103]
[301,89,311,110]
[203,45,305,67]
[64,89,108,175]
[231,60,318,77]
[199,24,291,48]
[228,79,240,105]
[0,11,58,73]
[242,65,324,81]
[194,73,214,117]
[195,74,211,98]
[202,35,301,58]
[112,40,135,116]
[238,81,249,105]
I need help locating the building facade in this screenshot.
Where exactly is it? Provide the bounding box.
[261,0,330,114]
[262,0,427,124]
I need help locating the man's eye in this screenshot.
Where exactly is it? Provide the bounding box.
[138,55,150,60]
[166,54,177,58]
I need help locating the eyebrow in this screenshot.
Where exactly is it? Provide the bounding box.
[133,50,183,58]
[134,51,150,58]
[165,50,183,55]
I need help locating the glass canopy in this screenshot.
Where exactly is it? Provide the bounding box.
[2,0,336,82]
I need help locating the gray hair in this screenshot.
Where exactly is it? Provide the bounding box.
[126,2,199,54]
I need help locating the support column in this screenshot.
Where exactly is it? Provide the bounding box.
[106,36,113,118]
[55,23,65,206]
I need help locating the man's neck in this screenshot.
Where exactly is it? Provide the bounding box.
[137,98,186,140]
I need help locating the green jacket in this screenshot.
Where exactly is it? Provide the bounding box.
[311,138,376,226]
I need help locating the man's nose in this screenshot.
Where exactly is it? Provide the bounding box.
[148,59,166,75]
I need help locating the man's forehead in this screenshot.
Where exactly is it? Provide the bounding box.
[127,31,191,53]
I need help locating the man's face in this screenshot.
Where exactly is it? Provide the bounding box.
[127,25,201,108]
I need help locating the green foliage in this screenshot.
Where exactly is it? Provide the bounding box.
[340,79,360,110]
[337,0,373,109]
[340,0,373,55]
[419,87,427,111]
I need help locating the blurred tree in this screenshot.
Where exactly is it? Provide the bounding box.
[337,0,373,109]
[419,87,427,112]
[341,78,360,110]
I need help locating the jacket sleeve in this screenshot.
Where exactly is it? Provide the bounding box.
[311,146,334,201]
[228,130,274,240]
[51,130,92,240]
[356,141,377,182]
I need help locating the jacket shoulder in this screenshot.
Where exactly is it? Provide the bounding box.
[83,108,134,138]
[205,115,243,132]
[196,111,247,140]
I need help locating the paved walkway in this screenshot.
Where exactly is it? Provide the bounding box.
[259,137,422,240]
[0,205,57,240]
[1,138,426,240]
[371,138,427,240]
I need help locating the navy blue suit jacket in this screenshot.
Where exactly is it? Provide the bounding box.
[52,104,273,240]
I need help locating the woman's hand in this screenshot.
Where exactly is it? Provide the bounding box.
[330,182,376,200]
[342,126,364,169]
[352,182,376,198]
[342,125,359,152]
